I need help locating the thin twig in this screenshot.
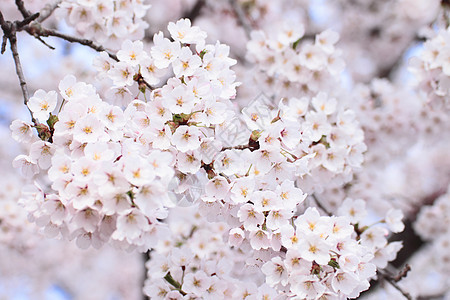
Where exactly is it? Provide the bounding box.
[16,12,39,28]
[1,34,6,53]
[0,10,38,125]
[311,194,332,216]
[35,0,62,23]
[15,0,31,18]
[26,25,118,60]
[142,251,151,300]
[9,29,28,105]
[0,11,7,54]
[229,0,252,39]
[221,143,253,151]
[418,293,446,300]
[33,35,55,50]
[393,264,411,282]
[183,0,206,23]
[24,24,154,90]
[10,30,37,125]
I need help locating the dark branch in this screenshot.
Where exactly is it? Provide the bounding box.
[378,269,413,300]
[0,11,8,54]
[142,251,151,300]
[33,35,55,50]
[0,10,38,125]
[16,12,39,28]
[362,189,445,298]
[376,28,434,79]
[183,0,206,23]
[26,25,118,61]
[229,0,252,39]
[221,143,254,151]
[1,34,6,53]
[393,264,411,282]
[15,0,31,18]
[390,188,446,269]
[418,293,447,300]
[311,194,333,216]
[10,29,28,105]
[24,24,154,90]
[36,0,62,23]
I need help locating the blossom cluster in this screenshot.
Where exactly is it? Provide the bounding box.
[379,185,450,299]
[144,205,280,299]
[6,9,416,299]
[13,79,176,251]
[0,170,38,251]
[196,191,403,299]
[95,18,238,111]
[415,186,450,274]
[0,124,143,300]
[12,18,240,252]
[243,24,365,194]
[317,0,441,80]
[246,22,345,97]
[334,76,450,215]
[260,201,404,300]
[93,18,239,172]
[409,26,450,109]
[58,0,150,50]
[351,79,425,160]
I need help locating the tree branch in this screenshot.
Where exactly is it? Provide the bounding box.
[378,269,413,300]
[16,12,39,28]
[35,0,62,23]
[0,10,38,126]
[0,12,7,53]
[32,35,56,50]
[24,24,154,90]
[362,189,445,298]
[229,0,252,39]
[15,0,31,18]
[311,194,333,216]
[389,188,446,269]
[183,0,206,23]
[9,28,29,106]
[221,143,256,151]
[418,293,447,300]
[392,264,411,282]
[26,25,118,61]
[142,251,151,300]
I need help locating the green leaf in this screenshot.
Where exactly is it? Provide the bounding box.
[328,259,340,269]
[164,272,182,290]
[293,38,302,50]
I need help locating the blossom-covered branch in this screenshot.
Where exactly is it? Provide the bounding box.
[2,0,449,299]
